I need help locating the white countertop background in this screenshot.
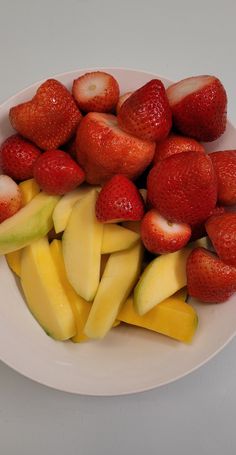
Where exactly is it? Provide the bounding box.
[1,0,236,453]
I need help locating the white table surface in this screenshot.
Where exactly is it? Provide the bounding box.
[1,0,236,453]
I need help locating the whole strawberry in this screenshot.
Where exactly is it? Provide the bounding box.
[72,71,120,113]
[209,150,236,205]
[0,134,41,181]
[147,151,217,225]
[118,79,172,142]
[167,75,227,141]
[76,112,155,184]
[191,205,225,241]
[0,175,22,223]
[141,209,191,254]
[10,79,82,150]
[33,150,85,195]
[95,174,145,223]
[206,213,236,267]
[187,247,236,303]
[153,133,205,163]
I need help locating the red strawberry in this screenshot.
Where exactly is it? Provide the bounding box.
[116,92,132,114]
[72,71,120,113]
[76,112,155,185]
[118,79,172,142]
[0,175,22,223]
[9,79,82,150]
[187,247,236,303]
[95,174,145,223]
[147,151,217,225]
[0,134,41,181]
[191,205,225,240]
[33,150,85,195]
[209,150,236,205]
[141,209,191,254]
[206,213,236,267]
[166,75,227,141]
[153,133,205,163]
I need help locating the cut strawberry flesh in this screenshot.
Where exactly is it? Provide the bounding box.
[74,74,109,101]
[167,75,215,106]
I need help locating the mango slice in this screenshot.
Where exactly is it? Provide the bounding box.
[5,250,21,277]
[0,192,59,255]
[84,242,143,339]
[101,224,140,254]
[53,185,99,233]
[21,237,76,340]
[134,237,208,315]
[62,189,103,301]
[50,239,91,343]
[118,289,197,343]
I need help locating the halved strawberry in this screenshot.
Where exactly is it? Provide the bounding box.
[72,71,120,113]
[118,79,172,142]
[209,150,236,205]
[206,213,236,267]
[141,209,191,254]
[76,112,155,184]
[33,150,85,195]
[166,75,227,141]
[95,174,145,223]
[147,151,217,225]
[187,247,236,303]
[116,92,132,114]
[0,175,22,222]
[153,133,205,163]
[0,134,41,181]
[10,79,82,150]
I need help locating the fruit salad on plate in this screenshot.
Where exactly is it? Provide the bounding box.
[0,70,235,345]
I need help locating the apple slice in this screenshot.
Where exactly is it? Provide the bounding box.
[84,241,143,339]
[62,189,103,301]
[101,224,140,254]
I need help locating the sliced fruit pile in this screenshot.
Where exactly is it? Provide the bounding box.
[0,70,236,345]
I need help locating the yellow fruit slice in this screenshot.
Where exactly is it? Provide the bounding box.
[84,242,143,339]
[101,224,140,254]
[21,237,76,340]
[122,221,141,234]
[19,178,40,205]
[118,289,197,343]
[50,239,91,343]
[62,189,103,301]
[5,250,22,277]
[134,237,208,315]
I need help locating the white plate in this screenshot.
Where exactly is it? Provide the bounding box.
[0,68,236,396]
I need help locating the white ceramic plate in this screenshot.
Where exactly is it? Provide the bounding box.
[0,68,236,396]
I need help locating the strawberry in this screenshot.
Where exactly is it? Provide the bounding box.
[76,112,155,184]
[0,134,41,181]
[141,209,191,254]
[209,150,236,205]
[72,71,120,113]
[95,174,145,223]
[206,213,236,267]
[9,79,82,150]
[147,151,217,225]
[190,205,225,241]
[33,150,85,195]
[153,133,205,163]
[187,247,236,303]
[0,175,22,223]
[116,92,132,114]
[118,79,172,142]
[166,75,227,141]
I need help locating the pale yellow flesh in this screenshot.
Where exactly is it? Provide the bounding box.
[101,224,140,254]
[122,221,141,234]
[118,289,197,343]
[134,237,208,315]
[85,242,143,339]
[5,178,41,274]
[50,240,91,342]
[0,192,59,255]
[53,185,99,234]
[21,237,76,340]
[62,189,103,301]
